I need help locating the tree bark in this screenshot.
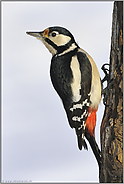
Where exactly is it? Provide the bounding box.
[99,1,123,183]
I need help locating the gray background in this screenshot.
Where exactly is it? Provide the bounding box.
[2,1,113,182]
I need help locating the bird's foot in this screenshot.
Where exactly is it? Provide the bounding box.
[101,63,113,106]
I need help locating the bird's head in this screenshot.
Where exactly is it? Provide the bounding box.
[26,26,78,56]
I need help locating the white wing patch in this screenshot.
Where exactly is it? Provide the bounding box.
[70,55,81,102]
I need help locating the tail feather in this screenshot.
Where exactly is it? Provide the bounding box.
[82,138,88,150]
[77,135,88,150]
[76,131,88,150]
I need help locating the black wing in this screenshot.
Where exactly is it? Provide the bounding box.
[66,51,92,150]
[77,51,92,97]
[50,51,75,107]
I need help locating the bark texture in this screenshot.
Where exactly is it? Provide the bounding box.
[100,1,123,183]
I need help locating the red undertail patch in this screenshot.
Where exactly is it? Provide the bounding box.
[85,108,97,137]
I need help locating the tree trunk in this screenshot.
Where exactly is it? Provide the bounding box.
[99,1,123,183]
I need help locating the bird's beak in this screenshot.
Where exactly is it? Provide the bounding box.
[26,31,44,38]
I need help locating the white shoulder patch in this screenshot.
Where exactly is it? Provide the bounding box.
[70,55,81,102]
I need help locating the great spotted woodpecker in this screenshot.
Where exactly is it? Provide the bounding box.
[26,26,102,167]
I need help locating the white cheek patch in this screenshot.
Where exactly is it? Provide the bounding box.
[50,34,71,46]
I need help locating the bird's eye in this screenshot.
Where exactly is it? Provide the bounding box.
[51,32,56,37]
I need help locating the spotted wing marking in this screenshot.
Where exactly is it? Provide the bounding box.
[72,109,88,123]
[70,98,90,112]
[69,96,91,150]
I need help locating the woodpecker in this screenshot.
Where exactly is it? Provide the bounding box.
[26,26,102,167]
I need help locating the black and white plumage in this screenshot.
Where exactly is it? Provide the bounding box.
[26,26,102,166]
[50,47,92,150]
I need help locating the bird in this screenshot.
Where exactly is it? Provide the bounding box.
[26,26,102,167]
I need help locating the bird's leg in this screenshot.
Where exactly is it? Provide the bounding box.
[85,131,101,169]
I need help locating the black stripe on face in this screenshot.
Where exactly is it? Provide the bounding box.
[45,37,78,55]
[45,37,58,50]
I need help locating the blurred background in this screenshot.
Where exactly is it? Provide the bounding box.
[2,1,113,182]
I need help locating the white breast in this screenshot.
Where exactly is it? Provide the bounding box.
[70,55,81,102]
[79,48,101,110]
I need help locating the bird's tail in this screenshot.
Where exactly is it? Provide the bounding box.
[77,134,88,150]
[76,126,88,150]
